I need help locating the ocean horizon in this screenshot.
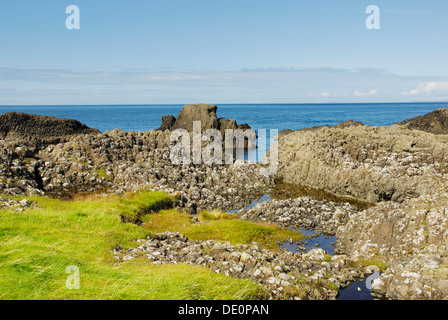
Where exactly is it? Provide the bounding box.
[0,102,446,133]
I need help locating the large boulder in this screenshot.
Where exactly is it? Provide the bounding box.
[157,104,251,134]
[157,115,176,131]
[397,108,448,135]
[171,104,220,132]
[0,112,100,146]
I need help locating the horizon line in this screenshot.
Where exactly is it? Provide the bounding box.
[1,101,447,107]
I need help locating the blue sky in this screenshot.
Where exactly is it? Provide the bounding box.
[1,0,448,104]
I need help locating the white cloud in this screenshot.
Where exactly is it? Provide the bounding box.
[405,82,448,96]
[354,89,378,98]
[0,67,446,104]
[307,92,348,98]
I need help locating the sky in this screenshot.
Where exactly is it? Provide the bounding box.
[1,0,448,105]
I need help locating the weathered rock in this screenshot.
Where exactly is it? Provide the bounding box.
[276,124,448,203]
[157,103,251,135]
[171,104,220,132]
[397,108,448,135]
[157,115,176,131]
[0,112,100,146]
[334,120,364,129]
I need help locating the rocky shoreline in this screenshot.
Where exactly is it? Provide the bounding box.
[1,104,448,300]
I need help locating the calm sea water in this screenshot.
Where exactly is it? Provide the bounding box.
[0,103,446,132]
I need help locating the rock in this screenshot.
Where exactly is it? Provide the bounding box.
[210,242,229,255]
[157,115,176,131]
[0,112,100,146]
[156,103,252,136]
[276,122,448,203]
[170,104,220,132]
[397,108,448,135]
[236,196,357,235]
[240,252,257,268]
[303,249,326,261]
[334,120,364,129]
[19,199,30,207]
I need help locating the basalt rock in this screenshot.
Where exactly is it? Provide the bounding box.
[334,120,364,129]
[157,115,176,131]
[276,123,448,203]
[157,104,251,134]
[397,108,448,135]
[0,112,100,146]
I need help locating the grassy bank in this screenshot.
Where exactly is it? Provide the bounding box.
[0,191,302,300]
[144,209,303,250]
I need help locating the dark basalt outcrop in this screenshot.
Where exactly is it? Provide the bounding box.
[397,108,448,135]
[0,112,100,146]
[157,103,251,134]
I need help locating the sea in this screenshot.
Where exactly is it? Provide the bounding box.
[0,102,446,133]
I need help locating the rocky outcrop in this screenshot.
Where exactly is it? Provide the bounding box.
[157,104,251,134]
[276,124,448,203]
[0,112,100,146]
[397,108,448,135]
[157,115,176,131]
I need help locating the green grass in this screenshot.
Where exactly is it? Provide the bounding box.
[0,192,264,300]
[143,209,304,250]
[95,169,110,181]
[356,258,388,272]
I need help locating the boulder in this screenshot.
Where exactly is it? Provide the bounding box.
[157,115,176,131]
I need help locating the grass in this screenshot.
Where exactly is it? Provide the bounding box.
[143,209,304,250]
[95,169,110,181]
[356,258,388,272]
[0,191,265,300]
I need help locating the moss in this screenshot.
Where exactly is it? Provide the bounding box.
[323,254,332,262]
[326,282,339,291]
[356,258,388,272]
[95,169,110,181]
